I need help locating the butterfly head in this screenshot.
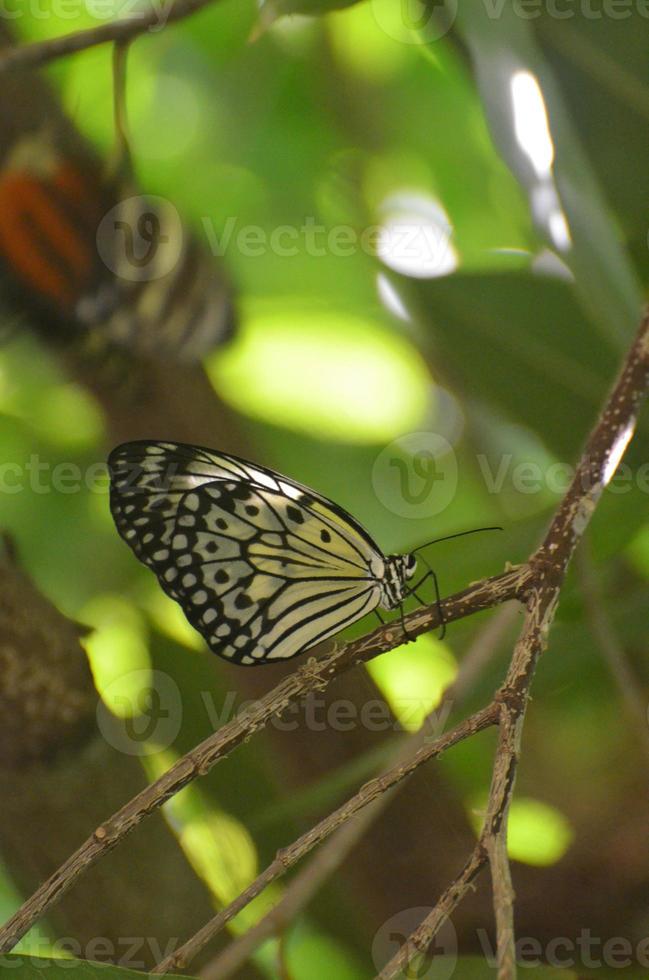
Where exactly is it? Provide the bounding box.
[380,553,417,611]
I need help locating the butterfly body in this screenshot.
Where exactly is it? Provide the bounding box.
[109,441,417,665]
[379,553,418,610]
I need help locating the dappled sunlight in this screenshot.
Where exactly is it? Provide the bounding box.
[626,524,649,580]
[80,595,151,717]
[143,751,279,936]
[0,350,102,450]
[0,5,643,973]
[510,70,571,253]
[603,419,635,488]
[366,634,457,732]
[208,306,434,443]
[469,795,573,867]
[376,272,412,322]
[511,70,554,179]
[504,797,574,866]
[377,191,458,279]
[329,2,408,81]
[140,583,205,653]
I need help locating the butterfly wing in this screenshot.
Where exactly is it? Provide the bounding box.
[109,441,385,664]
[0,137,234,364]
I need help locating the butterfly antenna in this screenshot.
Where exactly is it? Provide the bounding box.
[413,525,503,555]
[410,527,502,638]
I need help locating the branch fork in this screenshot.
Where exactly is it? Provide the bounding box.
[1,308,648,977]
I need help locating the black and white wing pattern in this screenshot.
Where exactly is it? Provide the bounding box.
[108,441,391,665]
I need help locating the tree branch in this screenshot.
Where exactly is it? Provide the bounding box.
[0,566,530,955]
[484,708,518,980]
[153,703,499,975]
[0,0,224,73]
[161,605,514,977]
[376,847,487,980]
[1,283,646,971]
[577,544,649,767]
[198,803,388,980]
[373,306,649,980]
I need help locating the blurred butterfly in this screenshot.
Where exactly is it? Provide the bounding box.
[108,441,426,666]
[0,132,235,362]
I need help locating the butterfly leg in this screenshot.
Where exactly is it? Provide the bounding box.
[430,567,446,640]
[399,602,415,643]
[407,570,432,601]
[410,555,446,639]
[375,609,386,627]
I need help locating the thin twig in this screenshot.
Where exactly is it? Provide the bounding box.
[179,606,515,978]
[104,40,133,183]
[0,567,530,955]
[198,803,386,980]
[577,544,649,768]
[487,830,515,977]
[440,602,519,709]
[152,703,499,975]
[483,708,519,980]
[2,301,647,968]
[375,846,488,980]
[0,0,223,73]
[373,307,649,980]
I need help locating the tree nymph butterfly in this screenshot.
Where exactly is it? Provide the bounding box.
[108,441,424,666]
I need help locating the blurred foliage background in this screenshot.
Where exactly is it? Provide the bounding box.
[1,1,649,977]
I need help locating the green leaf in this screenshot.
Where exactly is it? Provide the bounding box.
[453,0,644,345]
[534,15,649,282]
[398,269,618,457]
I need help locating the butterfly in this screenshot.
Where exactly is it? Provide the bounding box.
[108,441,424,666]
[0,132,235,362]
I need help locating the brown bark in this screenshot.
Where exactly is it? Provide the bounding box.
[0,538,217,968]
